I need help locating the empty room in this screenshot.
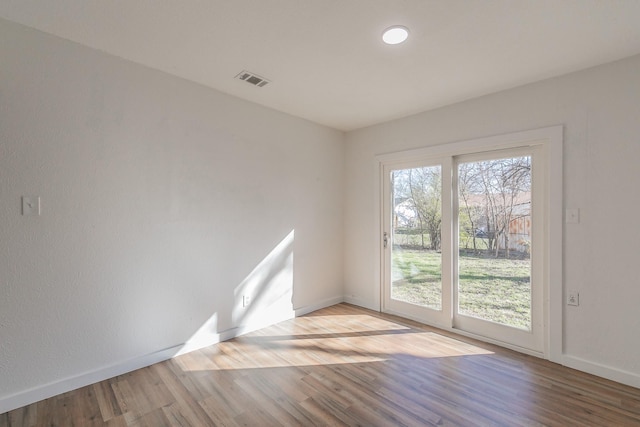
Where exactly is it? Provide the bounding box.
[2,1,640,425]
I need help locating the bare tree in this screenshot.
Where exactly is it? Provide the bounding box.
[408,166,441,250]
[458,163,481,251]
[459,156,531,258]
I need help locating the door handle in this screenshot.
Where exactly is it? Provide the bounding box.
[383,232,389,249]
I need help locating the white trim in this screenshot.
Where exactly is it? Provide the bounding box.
[376,126,563,163]
[343,295,379,312]
[375,125,563,361]
[451,145,544,353]
[546,126,564,364]
[175,310,297,358]
[384,306,545,359]
[373,160,384,312]
[380,159,451,327]
[562,355,640,389]
[0,344,181,414]
[294,296,345,317]
[348,299,640,388]
[0,297,343,414]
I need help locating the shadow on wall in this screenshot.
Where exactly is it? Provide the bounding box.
[174,230,296,356]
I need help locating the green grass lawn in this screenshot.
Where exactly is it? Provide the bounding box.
[392,249,531,330]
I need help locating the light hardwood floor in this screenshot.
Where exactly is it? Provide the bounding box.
[2,303,640,426]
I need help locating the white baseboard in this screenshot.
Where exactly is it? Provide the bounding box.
[174,311,297,358]
[342,298,640,390]
[294,296,344,317]
[0,321,274,414]
[173,329,231,358]
[1,299,344,415]
[0,344,182,415]
[342,295,380,312]
[562,355,640,389]
[4,298,640,415]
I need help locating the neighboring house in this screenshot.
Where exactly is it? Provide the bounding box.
[398,193,532,253]
[464,192,531,254]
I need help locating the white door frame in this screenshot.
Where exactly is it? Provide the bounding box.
[375,126,563,362]
[381,157,452,330]
[452,146,543,352]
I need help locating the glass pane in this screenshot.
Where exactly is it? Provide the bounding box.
[457,156,532,330]
[391,166,442,310]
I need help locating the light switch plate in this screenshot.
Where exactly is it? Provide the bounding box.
[22,196,40,216]
[566,208,580,224]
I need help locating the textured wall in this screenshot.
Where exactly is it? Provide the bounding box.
[344,54,640,385]
[0,18,344,405]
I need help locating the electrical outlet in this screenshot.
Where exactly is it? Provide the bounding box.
[566,208,580,224]
[22,196,41,216]
[567,290,579,306]
[243,295,251,308]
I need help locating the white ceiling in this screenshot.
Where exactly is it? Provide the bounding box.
[2,1,640,131]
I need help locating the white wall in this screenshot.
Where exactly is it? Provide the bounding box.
[3,14,640,414]
[0,18,344,410]
[344,54,640,386]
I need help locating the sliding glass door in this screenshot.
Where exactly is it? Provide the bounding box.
[382,159,452,328]
[382,146,544,353]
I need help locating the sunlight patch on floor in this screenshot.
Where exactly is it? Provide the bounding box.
[174,313,493,372]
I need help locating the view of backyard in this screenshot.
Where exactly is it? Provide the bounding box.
[391,247,531,330]
[391,156,532,331]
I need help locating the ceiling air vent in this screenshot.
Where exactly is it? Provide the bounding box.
[235,70,270,87]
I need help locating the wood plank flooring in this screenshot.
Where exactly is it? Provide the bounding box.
[2,303,640,426]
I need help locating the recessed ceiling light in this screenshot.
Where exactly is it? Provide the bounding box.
[382,26,409,45]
